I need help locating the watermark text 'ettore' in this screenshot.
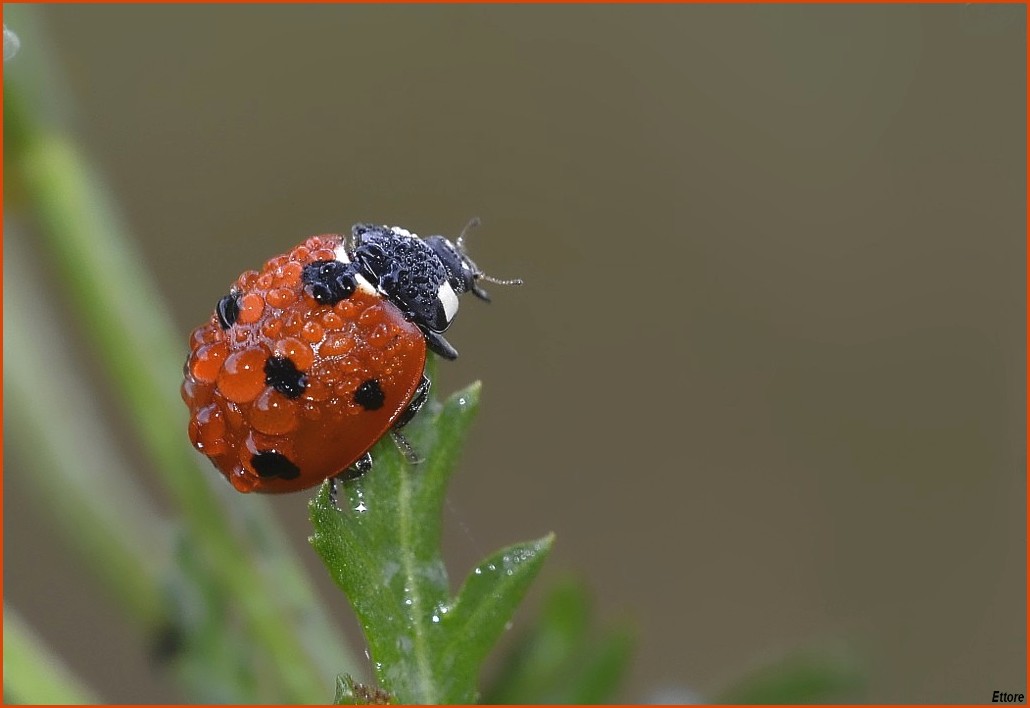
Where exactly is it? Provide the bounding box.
[992,691,1025,703]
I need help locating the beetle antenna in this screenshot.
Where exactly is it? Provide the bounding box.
[456,216,524,289]
[479,273,523,286]
[456,216,481,251]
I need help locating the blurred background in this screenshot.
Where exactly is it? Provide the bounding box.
[3,4,1025,703]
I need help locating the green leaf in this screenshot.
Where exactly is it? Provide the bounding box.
[442,535,555,701]
[714,644,866,704]
[311,382,554,704]
[483,577,634,704]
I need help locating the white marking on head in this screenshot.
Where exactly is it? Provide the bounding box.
[438,281,460,323]
[390,226,414,238]
[355,273,377,296]
[333,242,372,293]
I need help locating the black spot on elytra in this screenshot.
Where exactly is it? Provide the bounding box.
[354,378,385,411]
[302,260,357,305]
[251,451,300,480]
[215,293,240,329]
[264,355,308,399]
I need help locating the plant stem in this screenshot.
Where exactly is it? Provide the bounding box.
[3,605,103,704]
[3,7,359,699]
[3,235,166,629]
[5,113,322,705]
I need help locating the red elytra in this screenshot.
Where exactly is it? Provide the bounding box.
[182,234,426,493]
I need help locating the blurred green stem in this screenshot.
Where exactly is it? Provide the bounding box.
[3,605,102,704]
[714,644,866,704]
[3,235,166,628]
[3,6,358,700]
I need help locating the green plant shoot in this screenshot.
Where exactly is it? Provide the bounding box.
[311,380,554,704]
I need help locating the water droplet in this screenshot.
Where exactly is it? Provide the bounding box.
[353,489,369,513]
[474,567,482,575]
[431,615,440,623]
[381,561,400,584]
[458,397,467,406]
[4,25,19,62]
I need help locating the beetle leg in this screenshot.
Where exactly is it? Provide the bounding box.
[335,451,373,485]
[393,375,431,429]
[390,429,422,465]
[423,330,458,360]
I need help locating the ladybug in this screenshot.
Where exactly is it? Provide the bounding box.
[181,222,520,493]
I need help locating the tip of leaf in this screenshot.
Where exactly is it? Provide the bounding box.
[445,380,481,411]
[309,480,335,515]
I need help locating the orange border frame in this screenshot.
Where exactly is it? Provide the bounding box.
[0,2,1026,707]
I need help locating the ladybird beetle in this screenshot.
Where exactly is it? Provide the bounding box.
[181,222,520,493]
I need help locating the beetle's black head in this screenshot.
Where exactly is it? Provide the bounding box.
[423,235,491,302]
[349,222,523,346]
[425,219,523,303]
